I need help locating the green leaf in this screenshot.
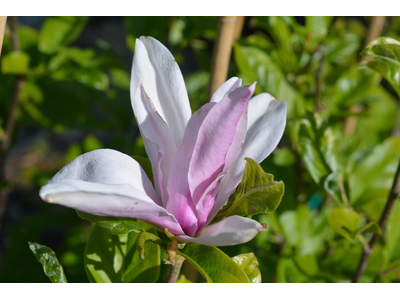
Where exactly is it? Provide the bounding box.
[305,17,333,49]
[178,243,250,283]
[234,44,304,117]
[39,16,88,54]
[28,242,67,283]
[1,51,30,74]
[77,211,147,235]
[177,275,192,283]
[85,225,160,283]
[137,232,162,259]
[216,158,284,220]
[362,37,400,97]
[328,207,360,240]
[232,253,262,283]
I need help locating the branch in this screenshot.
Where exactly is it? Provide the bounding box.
[353,160,400,282]
[164,240,185,283]
[208,16,241,100]
[0,16,7,58]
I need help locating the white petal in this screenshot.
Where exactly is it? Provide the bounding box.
[131,36,191,147]
[132,85,177,205]
[41,149,160,204]
[177,216,266,246]
[208,94,287,223]
[40,180,184,236]
[210,77,242,103]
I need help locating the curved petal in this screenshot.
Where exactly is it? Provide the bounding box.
[166,102,216,236]
[132,85,177,205]
[131,36,191,147]
[208,94,287,223]
[42,149,160,204]
[188,84,255,205]
[176,216,266,246]
[210,77,242,103]
[40,180,184,236]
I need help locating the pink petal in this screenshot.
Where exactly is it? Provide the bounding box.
[176,216,266,246]
[210,77,242,103]
[207,94,287,224]
[166,102,216,236]
[188,84,255,206]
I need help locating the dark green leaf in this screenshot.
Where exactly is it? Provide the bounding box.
[85,225,160,283]
[216,158,284,220]
[28,242,67,283]
[77,211,147,235]
[178,243,250,283]
[232,253,262,283]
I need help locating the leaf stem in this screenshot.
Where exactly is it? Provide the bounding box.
[353,159,400,282]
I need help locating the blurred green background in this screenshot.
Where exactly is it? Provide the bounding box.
[1,16,400,283]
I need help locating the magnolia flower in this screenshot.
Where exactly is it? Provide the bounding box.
[40,36,286,247]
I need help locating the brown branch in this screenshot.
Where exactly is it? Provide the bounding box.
[208,16,240,101]
[165,254,185,283]
[0,16,24,230]
[0,16,7,58]
[353,160,400,282]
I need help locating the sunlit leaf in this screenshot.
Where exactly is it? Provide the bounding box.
[1,51,30,74]
[178,243,250,283]
[28,242,67,283]
[232,253,262,283]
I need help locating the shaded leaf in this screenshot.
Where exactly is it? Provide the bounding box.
[137,232,162,259]
[77,211,147,235]
[85,225,160,283]
[328,207,360,240]
[28,242,67,283]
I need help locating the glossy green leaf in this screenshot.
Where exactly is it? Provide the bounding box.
[1,51,30,74]
[177,275,192,283]
[362,37,400,96]
[77,211,146,235]
[178,243,250,283]
[216,158,284,220]
[85,225,160,283]
[28,242,67,283]
[39,16,89,54]
[328,207,360,240]
[232,253,262,283]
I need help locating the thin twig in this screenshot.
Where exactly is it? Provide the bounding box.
[315,45,325,112]
[208,16,240,100]
[0,16,7,57]
[353,161,400,282]
[0,16,24,230]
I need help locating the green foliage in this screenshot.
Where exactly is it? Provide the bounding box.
[216,158,284,220]
[1,51,30,74]
[178,243,250,283]
[28,242,67,283]
[85,225,160,283]
[232,253,262,283]
[77,211,146,235]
